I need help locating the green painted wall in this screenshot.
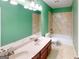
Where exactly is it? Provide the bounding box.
[37,0,52,36]
[73,0,78,55]
[0,1,33,46]
[52,6,72,13]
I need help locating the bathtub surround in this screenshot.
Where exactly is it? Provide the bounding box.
[52,12,72,36]
[47,6,72,37]
[46,34,73,46]
[46,10,73,49]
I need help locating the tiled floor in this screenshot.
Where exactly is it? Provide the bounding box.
[47,44,76,59]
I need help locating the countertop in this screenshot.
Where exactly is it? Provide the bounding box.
[1,36,50,59]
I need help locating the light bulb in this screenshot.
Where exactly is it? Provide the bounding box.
[24,1,31,9]
[29,7,33,10]
[33,8,37,11]
[24,5,28,9]
[17,0,25,3]
[17,0,25,5]
[35,4,39,10]
[38,6,42,11]
[30,1,35,7]
[10,0,18,5]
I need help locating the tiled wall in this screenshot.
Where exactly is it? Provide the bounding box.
[32,13,40,34]
[48,12,53,33]
[52,12,72,36]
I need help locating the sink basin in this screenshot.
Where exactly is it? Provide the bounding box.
[9,51,29,59]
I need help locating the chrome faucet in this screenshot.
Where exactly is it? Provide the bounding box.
[7,47,15,56]
[0,47,15,57]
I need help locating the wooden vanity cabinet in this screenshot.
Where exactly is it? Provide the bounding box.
[41,48,48,59]
[47,41,51,56]
[32,52,41,59]
[32,40,51,59]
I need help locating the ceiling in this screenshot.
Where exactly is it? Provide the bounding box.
[43,0,73,8]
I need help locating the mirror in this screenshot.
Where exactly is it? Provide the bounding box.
[32,13,41,34]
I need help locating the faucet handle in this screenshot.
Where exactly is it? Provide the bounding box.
[0,49,8,56]
[7,47,15,56]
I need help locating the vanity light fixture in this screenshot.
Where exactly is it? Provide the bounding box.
[33,8,37,11]
[24,4,29,9]
[38,5,42,11]
[35,4,39,10]
[2,0,42,11]
[30,1,35,7]
[10,0,18,5]
[29,7,33,10]
[24,1,31,9]
[24,0,42,11]
[24,5,28,9]
[29,1,35,10]
[17,0,26,6]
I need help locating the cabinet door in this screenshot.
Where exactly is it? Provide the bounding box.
[47,41,51,55]
[32,53,40,59]
[41,49,48,59]
[41,46,48,59]
[48,45,51,55]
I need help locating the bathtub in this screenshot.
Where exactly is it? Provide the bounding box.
[45,34,73,46]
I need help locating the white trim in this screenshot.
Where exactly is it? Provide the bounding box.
[78,0,79,57]
[0,7,1,47]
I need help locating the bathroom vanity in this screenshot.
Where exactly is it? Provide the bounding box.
[32,40,51,59]
[5,37,52,59]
